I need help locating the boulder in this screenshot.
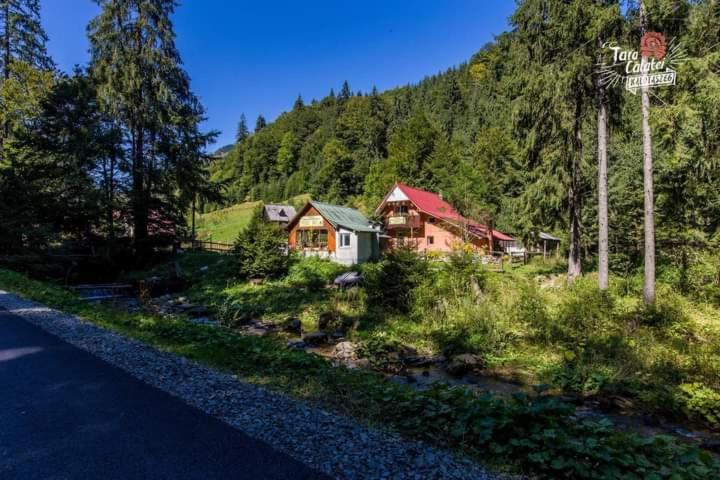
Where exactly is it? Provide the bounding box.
[287,340,307,350]
[331,341,357,362]
[317,312,335,330]
[186,305,210,317]
[447,354,484,376]
[282,317,302,335]
[302,331,329,346]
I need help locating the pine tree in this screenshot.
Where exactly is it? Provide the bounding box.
[339,80,351,102]
[255,114,267,132]
[236,113,249,143]
[594,0,623,291]
[0,0,53,78]
[0,0,54,158]
[639,0,655,304]
[293,94,304,111]
[511,0,597,281]
[89,0,210,255]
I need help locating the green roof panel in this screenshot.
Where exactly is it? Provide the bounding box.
[311,201,378,233]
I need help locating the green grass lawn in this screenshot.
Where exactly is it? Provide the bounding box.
[194,201,261,243]
[194,194,311,243]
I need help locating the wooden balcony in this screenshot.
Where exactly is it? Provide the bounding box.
[384,214,422,229]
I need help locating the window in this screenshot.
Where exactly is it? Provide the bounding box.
[297,229,329,248]
[427,236,434,245]
[395,205,409,215]
[339,232,351,248]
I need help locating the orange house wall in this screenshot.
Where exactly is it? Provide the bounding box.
[380,206,489,253]
[287,206,337,253]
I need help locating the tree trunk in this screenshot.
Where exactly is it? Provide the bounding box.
[640,0,656,305]
[132,124,148,255]
[597,75,610,290]
[191,195,196,241]
[568,98,583,281]
[0,1,11,161]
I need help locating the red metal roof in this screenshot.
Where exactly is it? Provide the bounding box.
[393,182,514,242]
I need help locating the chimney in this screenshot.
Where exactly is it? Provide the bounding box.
[438,190,443,200]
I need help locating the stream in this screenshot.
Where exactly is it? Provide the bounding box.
[93,286,720,453]
[306,344,720,452]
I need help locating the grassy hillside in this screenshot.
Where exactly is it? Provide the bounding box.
[195,201,261,243]
[195,194,311,243]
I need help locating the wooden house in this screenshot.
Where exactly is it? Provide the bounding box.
[262,204,296,226]
[376,182,514,254]
[286,201,380,265]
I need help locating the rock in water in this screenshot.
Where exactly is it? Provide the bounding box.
[331,341,357,362]
[317,312,334,330]
[302,331,328,346]
[282,317,302,335]
[447,354,484,376]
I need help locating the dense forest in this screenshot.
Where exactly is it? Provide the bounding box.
[211,0,720,279]
[0,0,216,271]
[0,0,718,283]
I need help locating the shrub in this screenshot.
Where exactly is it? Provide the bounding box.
[555,278,615,346]
[632,286,689,329]
[676,383,720,428]
[513,280,552,341]
[364,248,428,314]
[233,208,289,279]
[286,256,347,289]
[381,383,719,479]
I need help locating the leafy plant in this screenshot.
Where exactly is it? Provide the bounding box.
[233,207,289,279]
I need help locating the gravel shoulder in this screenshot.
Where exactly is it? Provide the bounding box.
[0,290,496,480]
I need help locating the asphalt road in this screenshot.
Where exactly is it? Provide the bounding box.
[0,308,328,480]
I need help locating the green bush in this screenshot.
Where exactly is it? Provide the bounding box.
[381,384,719,479]
[555,278,616,346]
[233,208,289,279]
[286,256,347,289]
[676,383,720,428]
[514,280,552,341]
[364,248,428,314]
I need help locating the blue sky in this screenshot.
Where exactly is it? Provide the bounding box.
[41,0,515,149]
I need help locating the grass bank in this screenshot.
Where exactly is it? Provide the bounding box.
[1,265,718,479]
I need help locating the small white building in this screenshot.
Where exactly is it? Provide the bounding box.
[286,201,380,265]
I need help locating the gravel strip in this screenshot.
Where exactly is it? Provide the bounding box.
[0,291,496,480]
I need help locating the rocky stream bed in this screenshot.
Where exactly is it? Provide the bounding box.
[89,287,720,454]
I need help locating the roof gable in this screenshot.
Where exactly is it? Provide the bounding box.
[377,182,515,242]
[312,201,378,233]
[287,201,378,233]
[264,204,296,222]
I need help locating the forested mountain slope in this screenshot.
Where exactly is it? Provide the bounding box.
[211,0,720,271]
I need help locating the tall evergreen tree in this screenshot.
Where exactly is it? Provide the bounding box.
[0,0,54,158]
[339,80,351,102]
[594,0,623,291]
[0,0,52,78]
[639,0,656,304]
[255,114,267,132]
[293,94,304,111]
[89,0,212,255]
[236,113,249,143]
[511,0,597,281]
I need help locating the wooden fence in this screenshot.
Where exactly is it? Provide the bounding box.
[185,240,234,254]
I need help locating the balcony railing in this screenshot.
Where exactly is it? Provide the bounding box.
[385,214,422,229]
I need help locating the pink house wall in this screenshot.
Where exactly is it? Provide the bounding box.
[382,207,489,253]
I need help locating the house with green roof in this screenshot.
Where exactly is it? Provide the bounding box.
[286,201,381,265]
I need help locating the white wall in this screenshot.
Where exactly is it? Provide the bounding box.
[335,227,358,265]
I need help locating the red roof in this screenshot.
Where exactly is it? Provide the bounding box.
[383,182,514,242]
